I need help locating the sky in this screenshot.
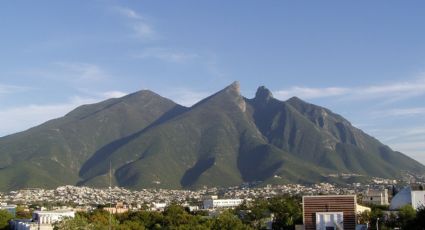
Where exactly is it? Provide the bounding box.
[1,1,425,164]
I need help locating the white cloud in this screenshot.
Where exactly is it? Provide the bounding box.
[275,86,349,99]
[0,96,97,137]
[390,141,425,164]
[19,62,109,83]
[377,126,425,142]
[54,62,107,81]
[362,125,425,164]
[135,48,198,62]
[274,76,425,102]
[0,91,126,137]
[114,6,142,19]
[0,84,31,95]
[132,22,156,40]
[162,88,211,107]
[362,78,425,95]
[101,90,128,98]
[373,107,425,117]
[114,6,157,41]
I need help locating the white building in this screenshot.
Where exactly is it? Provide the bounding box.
[33,210,75,225]
[151,202,167,211]
[411,190,425,210]
[203,198,243,209]
[11,210,75,230]
[390,187,425,210]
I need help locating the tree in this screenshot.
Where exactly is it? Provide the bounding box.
[126,210,164,229]
[163,204,192,227]
[116,220,145,230]
[162,204,213,229]
[240,199,270,229]
[15,206,32,219]
[0,210,13,230]
[411,206,425,230]
[398,205,416,228]
[211,210,253,230]
[369,207,384,230]
[357,210,370,225]
[53,215,92,230]
[269,195,302,229]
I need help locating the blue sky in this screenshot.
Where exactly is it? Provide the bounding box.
[1,1,425,164]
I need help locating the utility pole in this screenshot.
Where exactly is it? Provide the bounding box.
[376,217,379,230]
[109,161,112,230]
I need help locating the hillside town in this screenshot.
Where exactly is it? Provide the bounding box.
[0,179,400,207]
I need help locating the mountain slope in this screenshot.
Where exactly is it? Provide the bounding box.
[79,82,329,189]
[0,90,183,190]
[0,82,424,191]
[247,87,424,178]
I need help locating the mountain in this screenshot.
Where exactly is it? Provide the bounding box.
[0,90,185,191]
[0,82,424,191]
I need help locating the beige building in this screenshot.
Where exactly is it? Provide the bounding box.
[362,188,389,205]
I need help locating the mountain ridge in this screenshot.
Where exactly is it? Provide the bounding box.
[0,82,423,191]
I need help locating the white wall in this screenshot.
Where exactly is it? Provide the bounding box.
[411,191,425,210]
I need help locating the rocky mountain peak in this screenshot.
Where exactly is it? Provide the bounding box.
[255,86,273,102]
[224,81,241,95]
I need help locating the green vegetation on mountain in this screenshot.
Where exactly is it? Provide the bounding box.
[0,82,424,191]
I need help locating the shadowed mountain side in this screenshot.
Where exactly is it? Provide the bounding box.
[78,104,187,180]
[180,157,215,187]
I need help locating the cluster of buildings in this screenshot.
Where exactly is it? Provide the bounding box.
[0,183,374,206]
[1,182,424,230]
[1,185,202,206]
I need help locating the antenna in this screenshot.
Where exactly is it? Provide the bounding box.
[109,160,112,230]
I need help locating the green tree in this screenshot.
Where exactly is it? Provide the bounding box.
[240,199,270,229]
[411,206,425,230]
[53,215,92,230]
[369,206,385,230]
[126,210,164,229]
[384,212,398,229]
[162,204,212,229]
[269,196,302,230]
[398,205,416,228]
[15,206,32,219]
[85,209,119,230]
[163,204,192,227]
[211,210,253,230]
[116,220,145,230]
[0,210,13,230]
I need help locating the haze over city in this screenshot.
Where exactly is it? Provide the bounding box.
[1,0,425,166]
